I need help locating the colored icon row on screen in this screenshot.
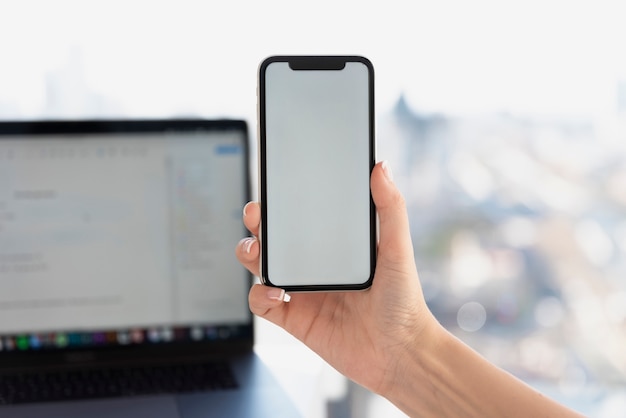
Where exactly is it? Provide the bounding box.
[0,326,238,352]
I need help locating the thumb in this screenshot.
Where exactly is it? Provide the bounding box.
[371,161,414,264]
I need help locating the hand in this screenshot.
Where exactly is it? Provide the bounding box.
[235,161,438,395]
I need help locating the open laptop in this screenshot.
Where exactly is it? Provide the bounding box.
[0,119,300,417]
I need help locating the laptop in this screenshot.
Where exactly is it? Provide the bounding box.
[0,119,300,417]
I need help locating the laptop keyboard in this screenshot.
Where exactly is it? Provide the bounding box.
[0,361,239,405]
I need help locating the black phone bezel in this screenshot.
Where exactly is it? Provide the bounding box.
[258,55,377,292]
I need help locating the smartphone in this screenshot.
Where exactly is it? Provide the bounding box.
[258,55,376,292]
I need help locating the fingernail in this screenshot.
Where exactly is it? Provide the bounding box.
[267,287,287,302]
[382,160,394,182]
[243,202,252,217]
[239,237,255,254]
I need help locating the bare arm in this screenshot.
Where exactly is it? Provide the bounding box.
[385,322,584,417]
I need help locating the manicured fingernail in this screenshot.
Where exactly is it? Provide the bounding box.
[267,287,289,302]
[243,202,252,217]
[239,237,255,254]
[382,160,394,182]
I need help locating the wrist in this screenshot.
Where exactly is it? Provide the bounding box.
[378,312,450,415]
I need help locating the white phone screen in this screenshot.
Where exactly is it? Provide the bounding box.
[261,57,375,289]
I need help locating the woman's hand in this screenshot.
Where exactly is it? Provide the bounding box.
[235,161,437,396]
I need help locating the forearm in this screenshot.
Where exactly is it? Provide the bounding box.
[383,324,585,418]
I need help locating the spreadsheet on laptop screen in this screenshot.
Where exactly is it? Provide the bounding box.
[0,130,249,335]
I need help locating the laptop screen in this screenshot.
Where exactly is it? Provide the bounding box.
[0,120,252,354]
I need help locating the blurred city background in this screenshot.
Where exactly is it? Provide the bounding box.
[2,0,626,416]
